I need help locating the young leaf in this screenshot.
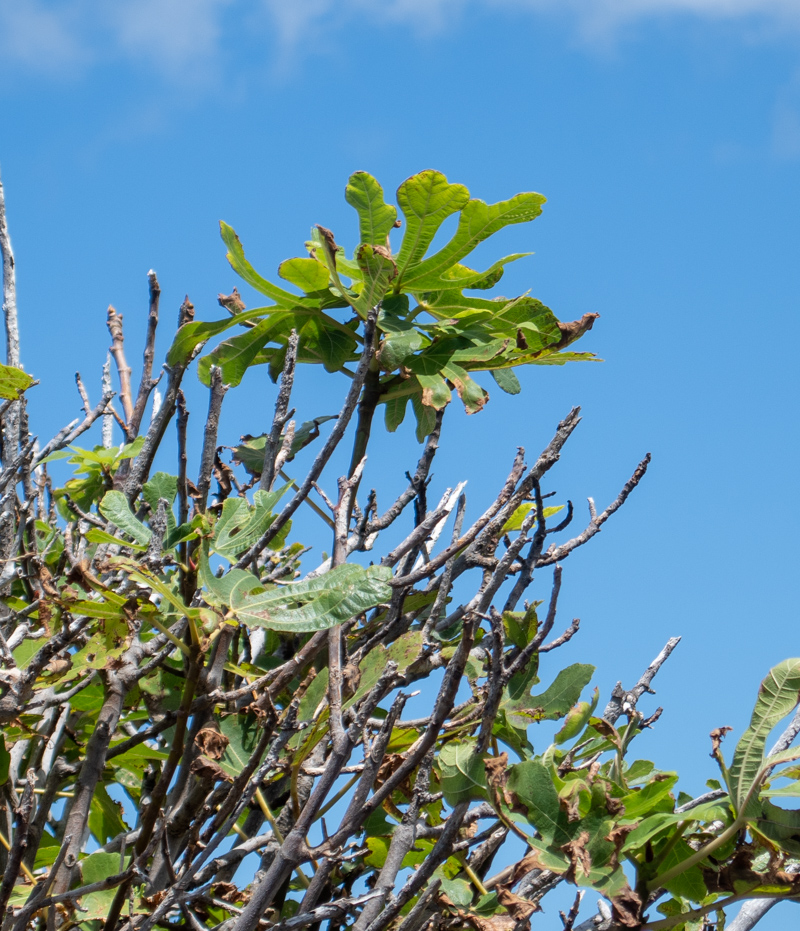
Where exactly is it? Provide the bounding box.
[730,659,800,810]
[0,363,34,399]
[228,563,392,632]
[167,306,271,367]
[402,192,546,287]
[278,257,330,293]
[491,368,521,395]
[220,222,318,308]
[395,170,470,281]
[99,491,152,547]
[345,171,398,246]
[353,243,397,317]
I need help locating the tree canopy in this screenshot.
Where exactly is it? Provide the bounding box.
[0,168,798,931]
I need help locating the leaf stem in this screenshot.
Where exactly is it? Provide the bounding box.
[647,816,743,892]
[0,829,36,882]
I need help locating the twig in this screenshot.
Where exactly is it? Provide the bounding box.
[196,366,228,513]
[102,354,114,447]
[538,454,651,567]
[75,372,91,415]
[128,270,161,439]
[122,297,196,501]
[0,166,21,470]
[539,617,581,653]
[261,329,298,492]
[34,390,115,466]
[561,890,585,930]
[0,769,35,917]
[107,305,134,425]
[602,637,681,724]
[235,307,379,569]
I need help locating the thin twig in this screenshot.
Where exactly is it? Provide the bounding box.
[107,305,134,425]
[126,270,162,440]
[261,329,298,492]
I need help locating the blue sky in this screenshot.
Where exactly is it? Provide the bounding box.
[1,1,799,924]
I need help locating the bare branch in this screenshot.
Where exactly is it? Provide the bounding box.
[107,305,134,425]
[603,636,681,724]
[195,365,228,513]
[128,269,161,438]
[261,329,298,492]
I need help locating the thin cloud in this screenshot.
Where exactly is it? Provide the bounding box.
[1,0,799,82]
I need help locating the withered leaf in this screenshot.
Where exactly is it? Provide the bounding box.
[496,886,539,920]
[195,726,230,760]
[609,885,642,929]
[485,753,509,791]
[191,755,233,783]
[555,313,600,350]
[218,289,246,315]
[710,726,733,759]
[560,831,592,884]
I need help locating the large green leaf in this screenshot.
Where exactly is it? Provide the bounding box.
[99,491,152,546]
[503,663,595,729]
[0,363,34,399]
[554,687,600,745]
[353,243,397,317]
[406,253,530,292]
[197,315,286,386]
[221,222,318,308]
[491,368,521,394]
[507,759,572,847]
[167,306,271,367]
[298,315,359,372]
[219,712,262,778]
[143,472,178,536]
[345,171,398,246]
[619,773,679,821]
[755,799,800,854]
[440,363,488,414]
[403,192,546,286]
[228,563,393,632]
[278,256,330,293]
[411,392,437,442]
[395,170,470,281]
[438,741,488,805]
[232,417,337,475]
[89,783,128,844]
[211,485,291,559]
[730,659,800,810]
[384,394,409,433]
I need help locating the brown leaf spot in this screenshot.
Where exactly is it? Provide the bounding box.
[421,385,450,410]
[195,727,229,760]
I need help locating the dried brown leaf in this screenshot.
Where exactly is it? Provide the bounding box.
[195,726,230,760]
[609,885,642,929]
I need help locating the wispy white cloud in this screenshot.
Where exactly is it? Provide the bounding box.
[1,0,799,83]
